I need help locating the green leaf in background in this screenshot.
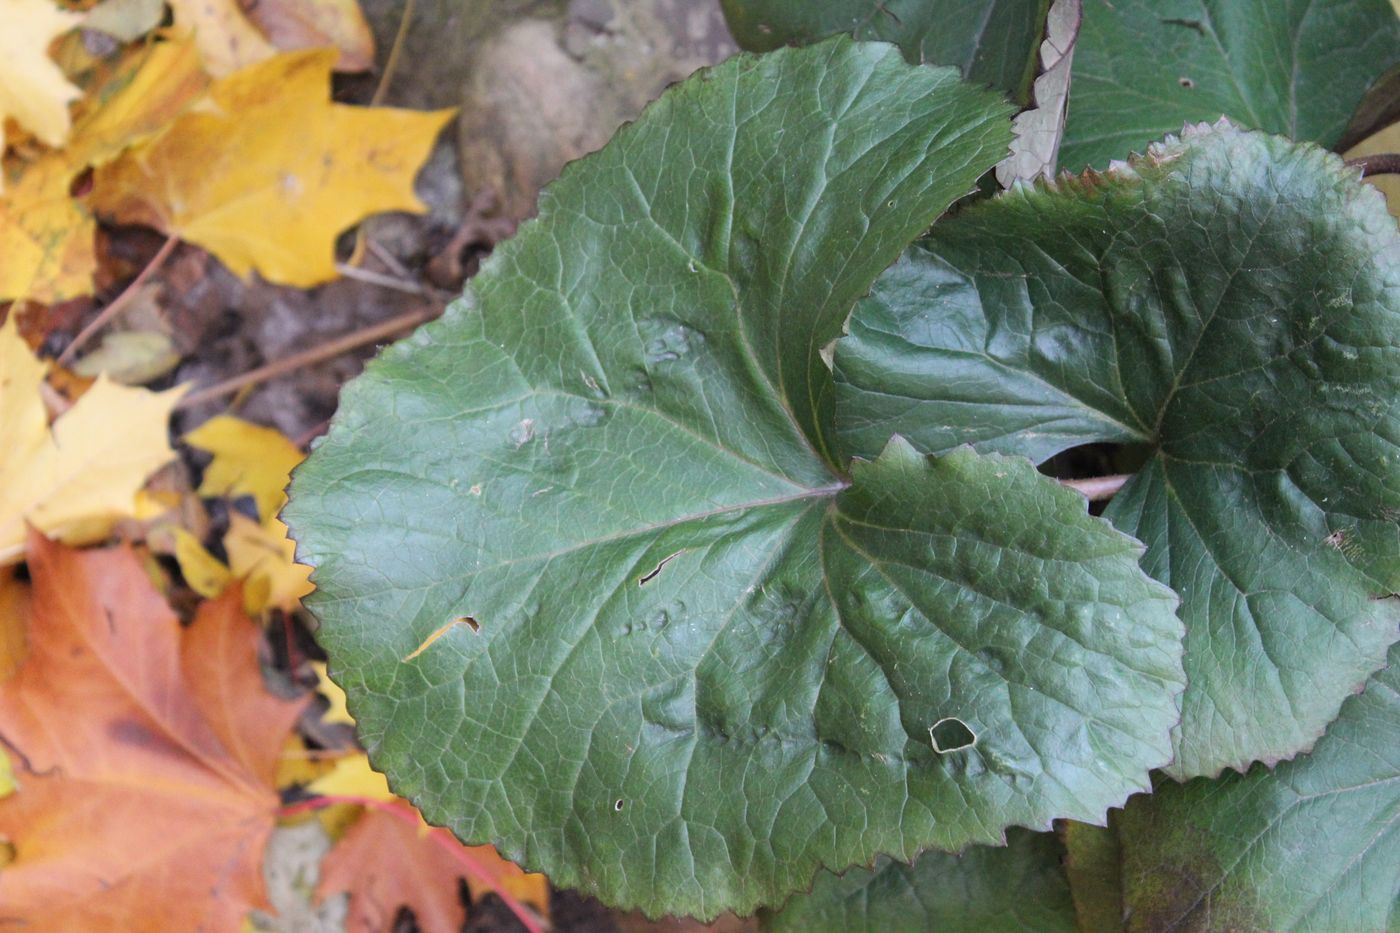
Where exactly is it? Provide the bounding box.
[720,0,1050,104]
[1061,819,1124,932]
[1060,0,1400,171]
[286,38,1186,918]
[761,828,1077,933]
[1115,640,1400,932]
[834,123,1400,780]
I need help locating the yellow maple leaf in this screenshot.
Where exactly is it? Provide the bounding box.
[312,660,354,725]
[170,526,233,599]
[173,417,313,613]
[91,49,455,286]
[0,315,184,566]
[0,0,83,159]
[171,515,312,615]
[185,414,304,520]
[307,752,394,803]
[226,513,314,614]
[0,36,208,302]
[0,154,94,302]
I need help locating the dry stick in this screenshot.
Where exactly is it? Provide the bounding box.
[1345,152,1400,177]
[57,233,180,367]
[277,793,547,933]
[334,261,448,298]
[1059,473,1131,502]
[176,305,441,410]
[372,0,416,106]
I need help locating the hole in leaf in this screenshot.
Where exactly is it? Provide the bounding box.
[638,551,682,586]
[614,799,625,811]
[402,616,481,662]
[928,717,977,753]
[1179,76,1195,89]
[1039,442,1153,513]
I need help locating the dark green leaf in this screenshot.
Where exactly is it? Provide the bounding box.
[1116,640,1400,932]
[762,828,1077,933]
[1061,820,1124,932]
[720,0,1050,104]
[834,123,1400,779]
[1061,0,1400,170]
[286,39,1185,918]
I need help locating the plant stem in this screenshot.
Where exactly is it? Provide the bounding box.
[175,305,441,410]
[1059,473,1131,501]
[279,793,547,933]
[1344,152,1400,177]
[57,234,179,367]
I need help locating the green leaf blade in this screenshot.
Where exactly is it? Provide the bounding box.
[1061,0,1400,171]
[835,123,1400,779]
[720,0,1051,104]
[287,39,1185,918]
[761,828,1078,933]
[1116,642,1400,932]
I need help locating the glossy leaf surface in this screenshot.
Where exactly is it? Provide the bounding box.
[1060,0,1400,170]
[835,123,1400,779]
[720,0,1049,104]
[287,39,1185,918]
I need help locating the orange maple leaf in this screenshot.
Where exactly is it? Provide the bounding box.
[0,534,306,930]
[317,804,550,933]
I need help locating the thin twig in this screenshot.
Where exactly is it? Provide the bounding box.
[334,261,448,298]
[278,793,547,933]
[1059,473,1131,501]
[366,238,412,279]
[57,234,179,367]
[175,305,441,410]
[371,0,416,107]
[1345,152,1400,177]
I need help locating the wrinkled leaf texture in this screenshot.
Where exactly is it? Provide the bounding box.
[835,122,1400,779]
[287,38,1185,919]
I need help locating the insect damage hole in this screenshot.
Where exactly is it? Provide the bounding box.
[402,616,481,662]
[614,799,625,811]
[928,717,977,754]
[638,550,683,586]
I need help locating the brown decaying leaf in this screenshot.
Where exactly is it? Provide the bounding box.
[244,0,377,72]
[91,48,455,287]
[0,535,306,930]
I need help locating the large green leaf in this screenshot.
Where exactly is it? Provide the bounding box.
[720,0,1050,104]
[762,828,1077,932]
[834,123,1400,780]
[1061,0,1400,171]
[1115,640,1400,932]
[286,39,1186,918]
